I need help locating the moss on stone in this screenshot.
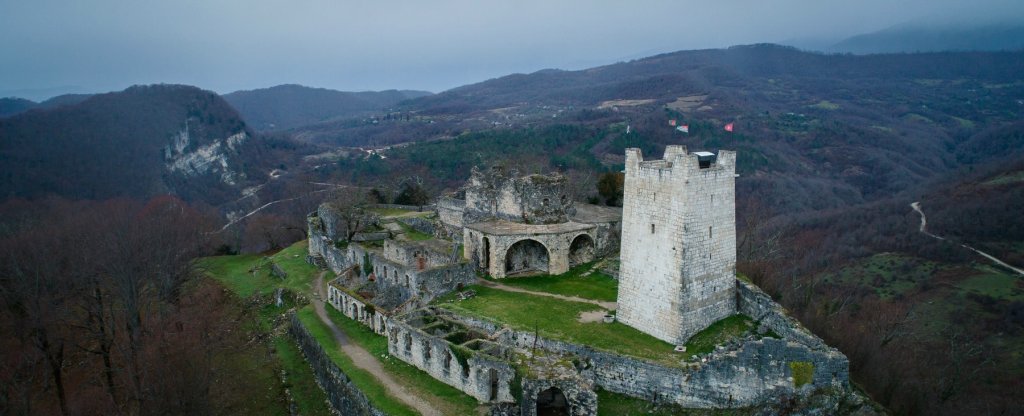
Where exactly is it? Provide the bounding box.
[450,344,474,371]
[789,361,815,387]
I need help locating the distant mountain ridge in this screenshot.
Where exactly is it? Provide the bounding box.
[0,85,273,204]
[223,84,432,131]
[0,93,94,117]
[399,44,1024,113]
[829,22,1024,54]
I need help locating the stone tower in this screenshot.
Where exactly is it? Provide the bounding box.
[616,146,737,345]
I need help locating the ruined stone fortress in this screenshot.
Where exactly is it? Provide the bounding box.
[305,148,856,415]
[617,146,738,345]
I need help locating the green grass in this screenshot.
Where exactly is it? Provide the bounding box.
[197,241,334,416]
[397,222,434,241]
[958,266,1024,301]
[324,307,480,415]
[296,307,419,416]
[197,240,321,298]
[683,314,755,357]
[211,338,291,415]
[493,262,618,302]
[273,336,333,416]
[196,252,270,297]
[951,116,975,129]
[825,252,941,299]
[983,171,1024,186]
[436,285,678,365]
[196,259,329,416]
[789,361,815,387]
[736,272,752,284]
[903,113,934,123]
[367,207,431,217]
[809,100,839,110]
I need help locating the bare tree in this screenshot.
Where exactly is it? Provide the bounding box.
[324,190,375,242]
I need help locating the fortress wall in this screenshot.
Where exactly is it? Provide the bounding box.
[398,216,437,236]
[437,197,465,238]
[387,317,517,403]
[737,280,832,352]
[438,304,849,408]
[383,239,454,269]
[502,329,847,408]
[289,313,389,416]
[327,285,390,335]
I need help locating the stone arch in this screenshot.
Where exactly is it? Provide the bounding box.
[505,239,549,275]
[568,234,595,267]
[536,386,569,416]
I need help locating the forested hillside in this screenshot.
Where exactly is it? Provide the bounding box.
[2,44,1022,415]
[0,94,93,117]
[223,84,431,131]
[294,45,1024,414]
[0,85,304,205]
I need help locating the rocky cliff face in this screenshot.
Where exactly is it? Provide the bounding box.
[0,84,267,204]
[164,120,248,186]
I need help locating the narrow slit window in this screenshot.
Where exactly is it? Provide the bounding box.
[709,226,713,238]
[651,224,655,234]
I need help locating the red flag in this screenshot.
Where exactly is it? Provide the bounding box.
[676,125,689,133]
[669,119,677,126]
[724,123,734,132]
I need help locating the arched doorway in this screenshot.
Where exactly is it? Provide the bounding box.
[505,239,549,276]
[568,234,595,267]
[536,387,569,416]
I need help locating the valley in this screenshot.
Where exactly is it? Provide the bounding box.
[2,44,1023,415]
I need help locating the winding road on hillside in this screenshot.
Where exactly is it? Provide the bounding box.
[911,202,1024,277]
[312,272,443,416]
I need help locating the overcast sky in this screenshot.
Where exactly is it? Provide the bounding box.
[2,0,1022,100]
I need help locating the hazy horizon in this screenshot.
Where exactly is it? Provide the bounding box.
[2,0,1023,101]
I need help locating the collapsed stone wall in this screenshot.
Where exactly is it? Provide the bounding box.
[315,204,382,242]
[737,279,829,350]
[327,284,391,335]
[464,166,576,225]
[368,203,435,211]
[398,216,436,237]
[309,231,473,303]
[436,197,465,238]
[436,303,849,409]
[383,239,455,270]
[585,221,620,258]
[387,313,517,403]
[289,313,388,416]
[520,379,597,416]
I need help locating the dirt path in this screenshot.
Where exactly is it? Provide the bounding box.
[911,202,1024,277]
[312,272,442,416]
[478,279,618,311]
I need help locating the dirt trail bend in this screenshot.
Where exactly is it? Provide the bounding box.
[911,202,1024,277]
[312,272,442,416]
